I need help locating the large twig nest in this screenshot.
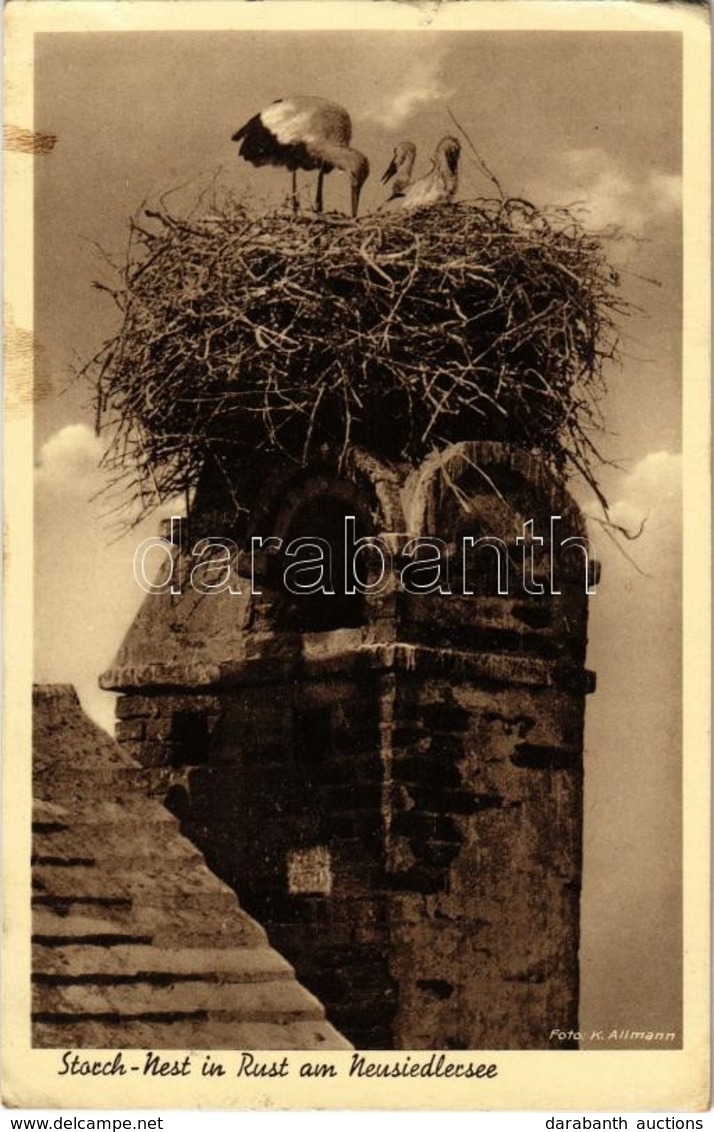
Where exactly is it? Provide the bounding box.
[87,192,628,518]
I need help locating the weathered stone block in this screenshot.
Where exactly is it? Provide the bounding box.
[115,719,145,743]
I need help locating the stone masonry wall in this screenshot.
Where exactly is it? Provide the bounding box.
[385,670,583,1049]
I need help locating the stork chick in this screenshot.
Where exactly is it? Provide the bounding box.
[381,141,417,200]
[398,136,461,209]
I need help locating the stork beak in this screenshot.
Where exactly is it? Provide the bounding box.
[381,157,398,185]
[446,146,460,176]
[351,179,362,219]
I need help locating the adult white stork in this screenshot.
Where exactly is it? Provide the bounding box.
[381,141,417,200]
[232,96,370,218]
[397,136,461,209]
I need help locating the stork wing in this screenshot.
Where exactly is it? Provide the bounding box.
[261,96,352,152]
[232,112,287,165]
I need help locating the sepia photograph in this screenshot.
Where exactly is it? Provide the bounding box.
[3,0,710,1112]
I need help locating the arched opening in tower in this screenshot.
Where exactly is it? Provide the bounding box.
[275,493,368,633]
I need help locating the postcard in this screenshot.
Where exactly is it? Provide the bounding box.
[3,0,710,1112]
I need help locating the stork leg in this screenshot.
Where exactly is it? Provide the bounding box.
[315,167,325,214]
[291,169,298,216]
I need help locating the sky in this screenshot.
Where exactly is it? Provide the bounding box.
[33,27,683,1041]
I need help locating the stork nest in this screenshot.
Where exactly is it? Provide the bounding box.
[87,193,628,518]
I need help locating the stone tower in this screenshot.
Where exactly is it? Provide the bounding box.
[102,438,596,1050]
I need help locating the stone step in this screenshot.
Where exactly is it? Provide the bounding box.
[132,904,266,946]
[110,864,241,902]
[32,911,152,947]
[34,770,168,802]
[33,867,241,915]
[33,907,267,950]
[33,943,294,982]
[35,853,231,878]
[33,800,175,827]
[33,978,325,1021]
[33,868,132,900]
[33,825,203,863]
[33,820,182,847]
[32,895,134,922]
[32,1018,352,1050]
[34,889,242,919]
[32,853,98,869]
[144,925,266,950]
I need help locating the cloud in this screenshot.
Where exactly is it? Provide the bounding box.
[34,421,188,735]
[34,423,105,494]
[35,422,186,519]
[574,450,681,585]
[531,148,681,235]
[648,171,682,214]
[606,450,681,536]
[572,449,681,585]
[357,54,454,130]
